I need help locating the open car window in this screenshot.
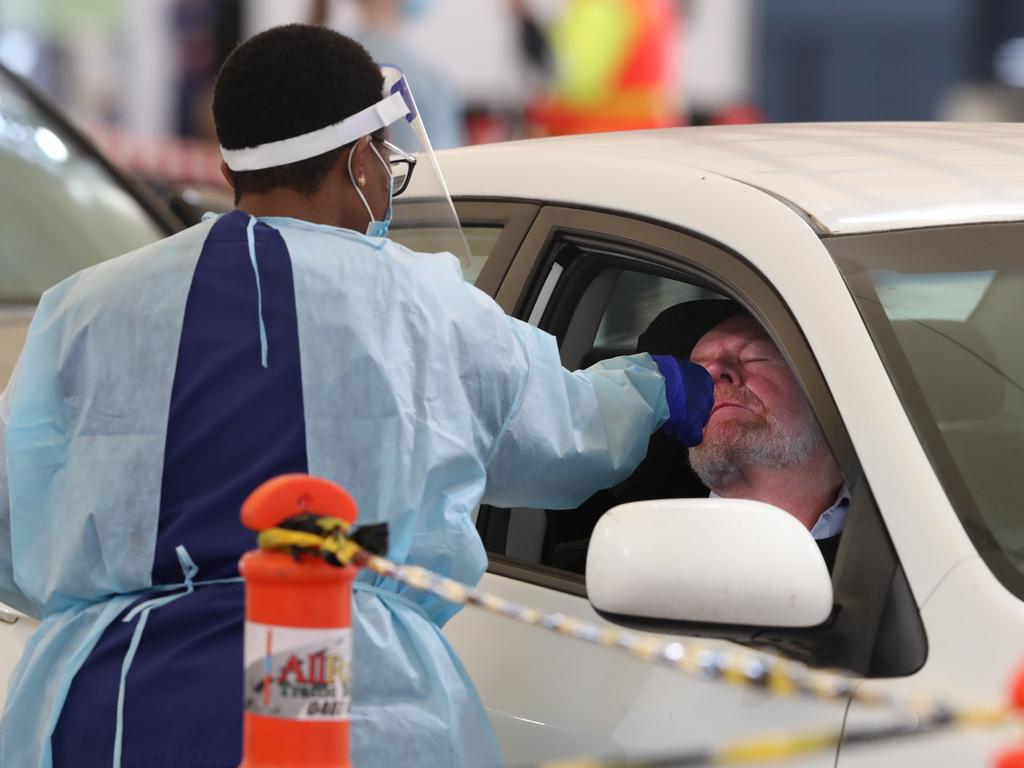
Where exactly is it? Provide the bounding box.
[480,238,816,579]
[501,265,725,574]
[477,207,926,677]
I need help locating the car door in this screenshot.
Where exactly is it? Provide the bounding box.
[442,204,926,766]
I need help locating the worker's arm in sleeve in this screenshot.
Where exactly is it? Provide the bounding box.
[481,315,710,510]
[0,369,35,618]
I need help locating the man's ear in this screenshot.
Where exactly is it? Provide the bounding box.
[220,160,234,189]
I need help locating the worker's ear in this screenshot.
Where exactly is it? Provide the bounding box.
[347,136,372,188]
[220,160,234,190]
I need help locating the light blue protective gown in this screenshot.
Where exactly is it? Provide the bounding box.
[0,214,668,767]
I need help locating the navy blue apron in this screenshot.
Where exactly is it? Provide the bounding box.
[52,211,308,767]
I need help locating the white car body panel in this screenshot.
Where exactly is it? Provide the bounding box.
[843,557,1024,765]
[436,122,1024,234]
[0,607,34,709]
[444,572,846,765]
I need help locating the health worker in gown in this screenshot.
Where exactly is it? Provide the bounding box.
[0,23,712,768]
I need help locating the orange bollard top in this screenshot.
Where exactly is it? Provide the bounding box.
[241,474,357,532]
[239,474,358,768]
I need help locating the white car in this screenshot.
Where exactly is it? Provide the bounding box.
[4,123,1023,767]
[409,123,1022,766]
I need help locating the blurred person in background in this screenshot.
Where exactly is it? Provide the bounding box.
[511,0,555,79]
[311,0,466,149]
[523,0,683,135]
[174,0,242,140]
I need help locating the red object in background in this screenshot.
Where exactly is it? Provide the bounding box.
[527,0,683,136]
[464,109,516,145]
[86,123,228,188]
[239,475,358,768]
[708,103,767,126]
[616,0,678,92]
[1010,663,1024,711]
[992,663,1024,768]
[995,749,1024,768]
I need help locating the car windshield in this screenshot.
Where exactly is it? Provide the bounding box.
[0,71,165,303]
[829,224,1024,596]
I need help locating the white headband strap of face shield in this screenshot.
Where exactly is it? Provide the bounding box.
[220,90,411,172]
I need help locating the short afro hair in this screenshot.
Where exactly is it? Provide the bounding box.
[213,24,384,201]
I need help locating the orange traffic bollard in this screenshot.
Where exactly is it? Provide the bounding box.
[239,474,358,768]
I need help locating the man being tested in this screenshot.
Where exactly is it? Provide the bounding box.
[687,307,847,555]
[0,24,712,768]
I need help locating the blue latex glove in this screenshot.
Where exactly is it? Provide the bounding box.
[650,355,714,447]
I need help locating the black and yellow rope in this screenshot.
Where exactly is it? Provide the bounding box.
[534,704,1016,766]
[257,517,1020,766]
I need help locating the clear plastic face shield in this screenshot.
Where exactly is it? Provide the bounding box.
[378,67,471,271]
[220,65,470,269]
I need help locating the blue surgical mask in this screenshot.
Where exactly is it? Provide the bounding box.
[350,140,393,238]
[403,0,431,18]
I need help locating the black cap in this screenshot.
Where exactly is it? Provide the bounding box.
[636,299,746,360]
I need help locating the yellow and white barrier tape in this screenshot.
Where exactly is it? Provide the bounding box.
[258,517,1021,765]
[535,704,1015,766]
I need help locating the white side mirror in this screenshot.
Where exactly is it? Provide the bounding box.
[586,498,833,628]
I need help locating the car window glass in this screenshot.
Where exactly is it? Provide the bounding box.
[388,224,503,284]
[0,75,163,302]
[831,226,1024,595]
[595,271,719,347]
[871,269,996,321]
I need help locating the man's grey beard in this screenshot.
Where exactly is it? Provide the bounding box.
[688,405,824,490]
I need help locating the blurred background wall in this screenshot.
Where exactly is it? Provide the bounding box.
[4,0,1024,191]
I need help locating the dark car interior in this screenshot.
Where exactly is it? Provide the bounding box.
[477,250,737,575]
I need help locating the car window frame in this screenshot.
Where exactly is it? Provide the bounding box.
[1,64,182,240]
[479,204,926,677]
[393,198,539,293]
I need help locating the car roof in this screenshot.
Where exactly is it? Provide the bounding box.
[436,123,1024,235]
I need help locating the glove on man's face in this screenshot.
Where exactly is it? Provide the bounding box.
[687,314,825,489]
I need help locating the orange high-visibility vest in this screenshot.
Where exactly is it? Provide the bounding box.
[527,0,681,135]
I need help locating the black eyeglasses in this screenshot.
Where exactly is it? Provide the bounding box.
[376,138,417,197]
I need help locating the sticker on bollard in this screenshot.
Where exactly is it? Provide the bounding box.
[244,622,352,720]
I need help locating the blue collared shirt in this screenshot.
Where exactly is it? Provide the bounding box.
[710,484,849,540]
